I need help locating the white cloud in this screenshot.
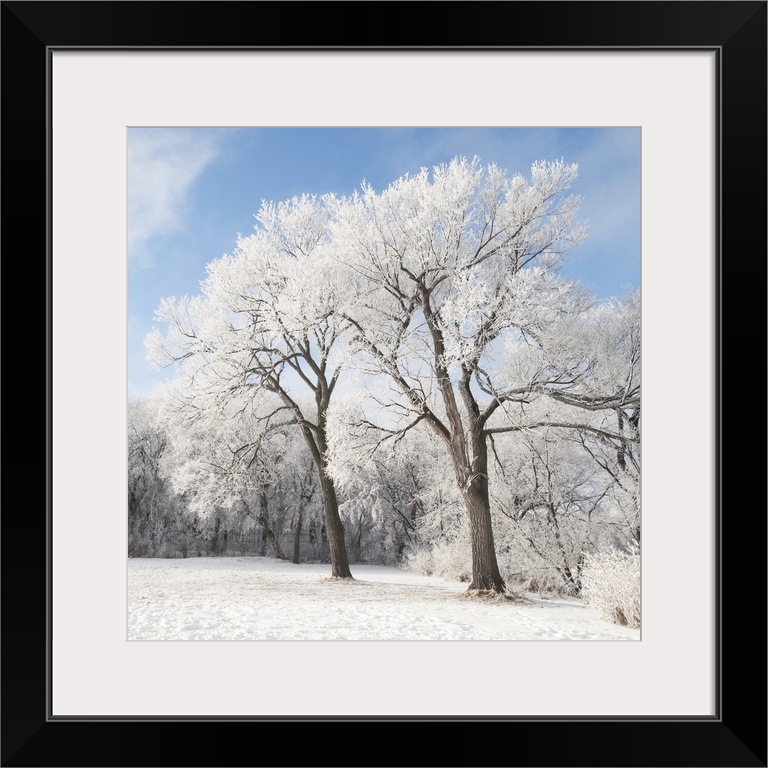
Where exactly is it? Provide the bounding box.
[128,129,220,266]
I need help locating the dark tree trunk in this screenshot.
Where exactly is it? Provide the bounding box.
[418,291,506,594]
[616,410,627,471]
[355,512,364,560]
[456,377,506,594]
[410,502,418,540]
[274,363,353,578]
[292,506,303,565]
[258,488,286,560]
[316,462,352,578]
[437,410,506,593]
[461,474,506,593]
[296,397,353,579]
[293,473,313,565]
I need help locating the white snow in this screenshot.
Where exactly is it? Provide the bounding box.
[128,556,640,641]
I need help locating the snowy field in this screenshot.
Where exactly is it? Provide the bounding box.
[128,557,639,641]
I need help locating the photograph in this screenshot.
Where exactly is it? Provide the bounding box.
[127,127,642,642]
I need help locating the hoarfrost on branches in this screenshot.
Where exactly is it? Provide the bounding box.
[141,154,640,613]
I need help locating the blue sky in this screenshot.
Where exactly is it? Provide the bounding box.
[128,127,640,398]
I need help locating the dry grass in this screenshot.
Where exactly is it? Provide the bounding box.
[458,588,530,604]
[581,549,640,629]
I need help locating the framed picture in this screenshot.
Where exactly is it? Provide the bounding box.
[8,1,765,765]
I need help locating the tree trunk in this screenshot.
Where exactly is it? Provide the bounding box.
[258,489,286,560]
[212,515,221,556]
[292,506,303,565]
[300,401,353,579]
[276,375,353,578]
[461,478,506,593]
[454,381,506,594]
[316,462,352,578]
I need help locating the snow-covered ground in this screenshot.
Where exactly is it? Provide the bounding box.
[128,556,640,641]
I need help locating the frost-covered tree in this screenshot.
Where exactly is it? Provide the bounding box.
[565,291,641,547]
[146,194,354,577]
[128,397,169,555]
[155,379,280,558]
[327,397,454,566]
[502,289,641,553]
[489,427,611,595]
[155,377,326,562]
[330,157,639,594]
[128,396,193,557]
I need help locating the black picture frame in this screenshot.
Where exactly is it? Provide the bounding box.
[4,2,765,766]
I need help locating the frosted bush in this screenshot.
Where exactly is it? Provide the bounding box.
[403,546,434,577]
[403,540,472,583]
[581,549,640,628]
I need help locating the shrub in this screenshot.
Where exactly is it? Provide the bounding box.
[403,540,472,583]
[403,545,434,576]
[504,571,569,598]
[581,549,640,628]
